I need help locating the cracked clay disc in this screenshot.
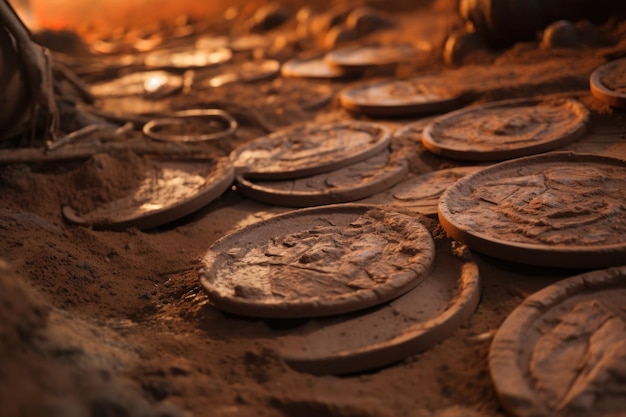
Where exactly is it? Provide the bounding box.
[438,152,626,268]
[339,77,461,117]
[590,58,626,107]
[199,205,436,318]
[325,43,428,71]
[277,217,480,374]
[63,157,234,230]
[489,266,626,417]
[230,122,391,180]
[358,166,483,216]
[235,145,408,207]
[422,98,590,161]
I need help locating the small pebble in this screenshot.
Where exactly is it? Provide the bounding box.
[324,25,360,49]
[248,3,290,32]
[345,7,395,34]
[443,30,487,65]
[541,20,579,49]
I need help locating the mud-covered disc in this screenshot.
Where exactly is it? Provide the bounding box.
[144,46,232,70]
[489,266,626,417]
[422,98,590,161]
[358,166,482,216]
[62,157,234,230]
[281,56,347,79]
[230,122,392,180]
[277,217,480,374]
[199,205,436,318]
[325,43,428,71]
[236,146,408,207]
[438,152,626,268]
[90,70,183,98]
[339,77,461,117]
[590,58,626,107]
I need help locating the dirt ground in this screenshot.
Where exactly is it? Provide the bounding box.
[1,1,626,417]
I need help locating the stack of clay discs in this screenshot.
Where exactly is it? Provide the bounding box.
[63,156,235,231]
[590,58,626,107]
[199,204,481,374]
[339,76,462,117]
[231,122,409,206]
[422,98,590,161]
[438,152,626,268]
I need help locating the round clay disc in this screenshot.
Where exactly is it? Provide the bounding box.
[489,266,626,417]
[62,157,234,230]
[590,58,626,107]
[230,122,392,180]
[422,98,590,161]
[277,218,480,374]
[144,46,232,70]
[198,59,280,88]
[325,43,428,71]
[358,166,483,216]
[235,146,409,207]
[90,70,183,98]
[199,205,436,318]
[339,77,461,117]
[438,152,626,268]
[281,56,347,79]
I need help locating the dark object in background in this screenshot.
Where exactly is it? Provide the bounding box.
[459,0,626,46]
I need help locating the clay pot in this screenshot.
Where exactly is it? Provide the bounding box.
[459,0,626,46]
[0,26,30,141]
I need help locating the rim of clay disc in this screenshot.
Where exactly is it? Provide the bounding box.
[281,56,348,79]
[590,58,626,108]
[199,204,436,318]
[324,43,427,71]
[144,46,233,70]
[438,151,626,268]
[422,97,590,161]
[489,265,626,417]
[143,109,238,142]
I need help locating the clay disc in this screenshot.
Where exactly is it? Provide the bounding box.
[358,166,483,216]
[144,46,232,70]
[62,157,234,230]
[277,218,480,375]
[489,266,626,417]
[230,122,392,180]
[281,56,347,79]
[325,43,427,71]
[339,77,460,117]
[199,205,436,318]
[235,146,409,207]
[90,70,183,98]
[590,58,626,107]
[422,98,590,161]
[198,59,280,87]
[438,152,626,268]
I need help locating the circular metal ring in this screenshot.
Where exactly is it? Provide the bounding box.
[143,109,238,142]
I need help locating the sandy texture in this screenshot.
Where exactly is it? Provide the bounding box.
[2,3,626,417]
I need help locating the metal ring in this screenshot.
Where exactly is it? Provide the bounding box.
[143,109,238,142]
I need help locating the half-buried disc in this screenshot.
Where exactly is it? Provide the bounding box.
[358,166,483,216]
[235,144,408,207]
[277,217,480,375]
[230,122,391,180]
[422,97,589,161]
[438,152,626,268]
[489,266,626,417]
[325,43,429,72]
[63,157,234,230]
[281,56,347,79]
[144,46,232,70]
[199,205,436,318]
